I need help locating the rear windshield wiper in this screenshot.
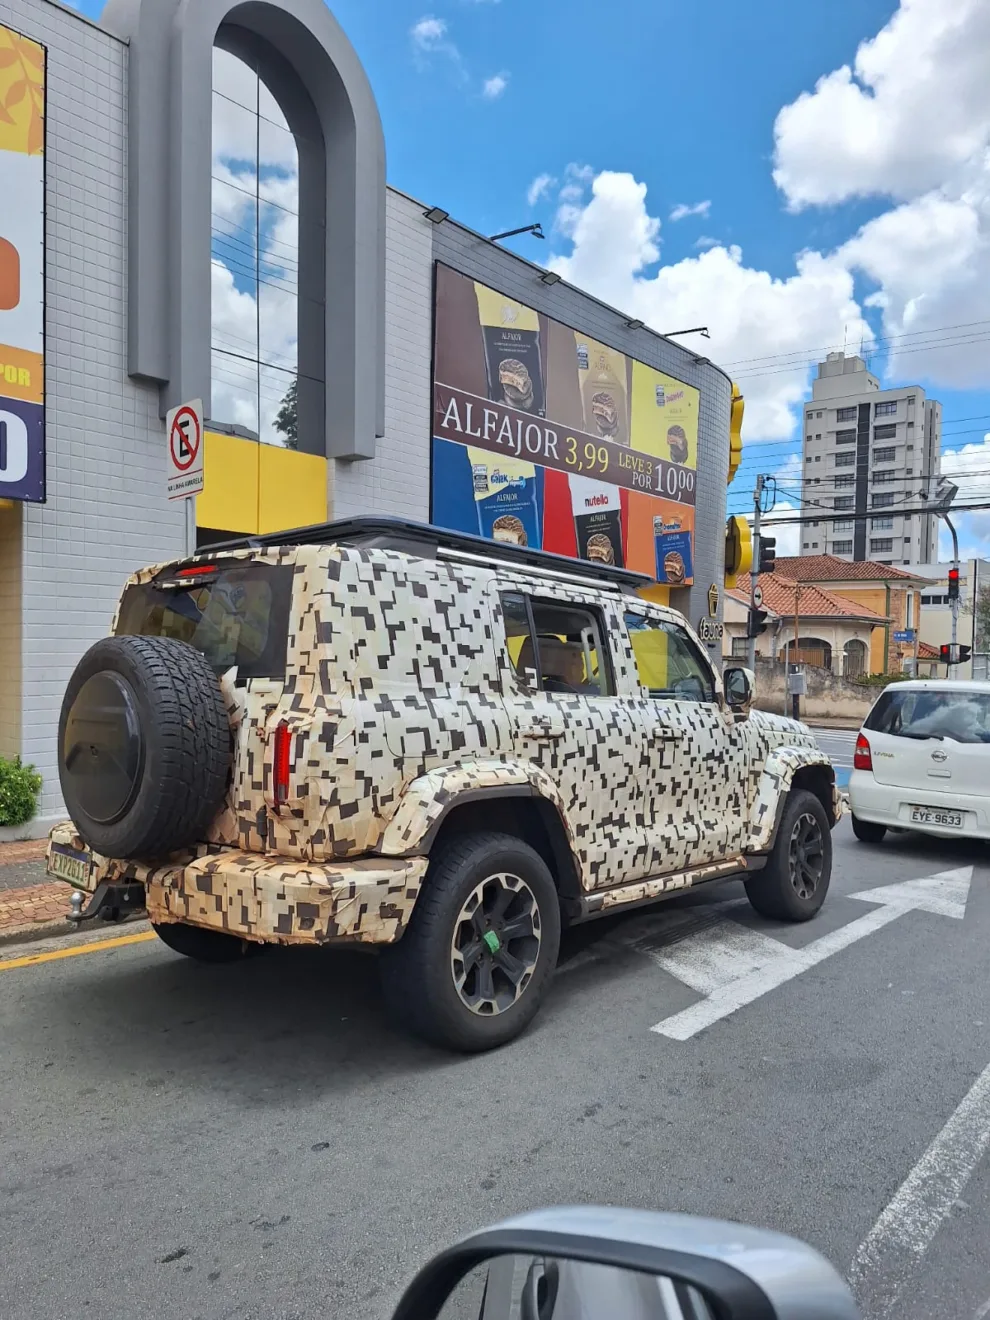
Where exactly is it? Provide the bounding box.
[899,731,944,741]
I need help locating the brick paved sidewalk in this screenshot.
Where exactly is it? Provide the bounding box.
[0,838,73,939]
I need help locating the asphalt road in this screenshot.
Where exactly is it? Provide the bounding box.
[2,818,989,1320]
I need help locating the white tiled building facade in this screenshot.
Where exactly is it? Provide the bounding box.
[800,352,942,566]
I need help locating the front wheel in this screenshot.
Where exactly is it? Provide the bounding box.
[745,789,831,922]
[379,832,561,1052]
[152,921,266,964]
[852,814,887,844]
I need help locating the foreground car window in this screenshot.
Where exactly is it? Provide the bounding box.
[500,592,613,696]
[865,688,990,744]
[625,612,716,704]
[115,562,293,679]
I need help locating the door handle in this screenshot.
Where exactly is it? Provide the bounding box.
[651,726,684,742]
[527,717,563,740]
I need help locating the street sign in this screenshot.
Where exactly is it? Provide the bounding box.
[166,399,204,500]
[753,585,763,608]
[893,629,915,643]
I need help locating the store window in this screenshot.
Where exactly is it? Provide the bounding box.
[211,48,320,447]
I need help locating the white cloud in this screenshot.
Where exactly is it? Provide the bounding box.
[694,235,718,250]
[527,173,556,206]
[482,72,509,100]
[549,170,871,442]
[939,437,990,558]
[411,16,448,49]
[669,200,711,222]
[773,0,990,209]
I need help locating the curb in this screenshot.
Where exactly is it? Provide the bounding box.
[0,911,149,952]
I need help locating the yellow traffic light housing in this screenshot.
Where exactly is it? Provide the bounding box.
[724,514,752,589]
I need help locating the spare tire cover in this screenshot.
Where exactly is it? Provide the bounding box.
[58,635,231,859]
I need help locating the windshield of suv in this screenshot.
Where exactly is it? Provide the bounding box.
[115,562,293,679]
[864,688,990,744]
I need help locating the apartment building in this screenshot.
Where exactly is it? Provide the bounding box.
[800,352,942,565]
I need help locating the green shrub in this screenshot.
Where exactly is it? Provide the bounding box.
[854,672,912,689]
[0,756,43,828]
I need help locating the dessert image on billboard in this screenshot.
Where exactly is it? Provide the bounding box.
[474,283,546,417]
[630,361,700,481]
[569,473,624,568]
[576,335,630,447]
[654,515,693,585]
[466,447,541,548]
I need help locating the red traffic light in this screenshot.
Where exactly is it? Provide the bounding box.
[948,567,960,601]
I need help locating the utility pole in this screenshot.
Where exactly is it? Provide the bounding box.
[747,475,763,672]
[944,512,960,650]
[792,582,802,722]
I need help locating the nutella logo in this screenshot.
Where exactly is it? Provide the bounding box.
[583,494,609,508]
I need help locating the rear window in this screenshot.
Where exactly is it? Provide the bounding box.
[116,562,294,679]
[865,688,990,745]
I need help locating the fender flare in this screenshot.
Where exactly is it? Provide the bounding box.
[378,759,583,879]
[747,748,836,854]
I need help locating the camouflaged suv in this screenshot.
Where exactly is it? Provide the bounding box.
[48,518,839,1052]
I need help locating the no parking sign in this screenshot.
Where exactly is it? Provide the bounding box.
[166,399,204,500]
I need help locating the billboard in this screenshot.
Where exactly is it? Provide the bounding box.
[431,264,699,583]
[0,23,45,504]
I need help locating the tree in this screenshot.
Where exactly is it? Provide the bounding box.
[273,377,298,450]
[976,584,990,652]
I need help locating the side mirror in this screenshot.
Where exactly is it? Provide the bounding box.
[390,1207,860,1320]
[723,665,755,713]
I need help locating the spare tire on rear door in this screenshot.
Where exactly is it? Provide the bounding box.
[58,635,231,859]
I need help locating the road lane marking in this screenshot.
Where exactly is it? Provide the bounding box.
[849,1056,990,1316]
[0,930,157,971]
[651,866,974,1040]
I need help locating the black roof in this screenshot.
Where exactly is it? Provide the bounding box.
[197,516,652,589]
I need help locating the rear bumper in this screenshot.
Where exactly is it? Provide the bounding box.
[46,823,428,945]
[848,772,990,840]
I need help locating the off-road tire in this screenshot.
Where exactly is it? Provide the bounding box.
[852,814,887,844]
[379,832,561,1053]
[152,921,265,963]
[745,788,832,922]
[58,635,230,859]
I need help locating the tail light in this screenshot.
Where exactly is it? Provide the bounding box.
[854,733,873,771]
[273,721,291,807]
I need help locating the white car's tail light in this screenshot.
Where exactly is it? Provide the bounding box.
[854,733,873,771]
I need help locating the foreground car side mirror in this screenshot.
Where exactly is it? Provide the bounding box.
[390,1206,860,1320]
[723,665,755,714]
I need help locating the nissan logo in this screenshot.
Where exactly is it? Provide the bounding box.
[931,748,948,763]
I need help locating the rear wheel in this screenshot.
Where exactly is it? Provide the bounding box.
[745,789,831,922]
[852,814,887,844]
[152,921,265,964]
[379,832,561,1052]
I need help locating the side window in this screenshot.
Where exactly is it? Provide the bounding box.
[499,593,613,697]
[624,612,716,704]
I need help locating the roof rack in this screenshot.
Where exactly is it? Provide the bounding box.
[197,516,653,590]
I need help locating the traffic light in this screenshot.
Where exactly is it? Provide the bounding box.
[747,607,769,638]
[939,643,972,665]
[947,567,960,601]
[758,536,776,574]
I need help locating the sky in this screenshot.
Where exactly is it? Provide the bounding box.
[72,0,990,562]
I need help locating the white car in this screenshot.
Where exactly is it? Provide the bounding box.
[849,679,990,844]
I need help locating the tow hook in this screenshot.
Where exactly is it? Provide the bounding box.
[68,882,147,925]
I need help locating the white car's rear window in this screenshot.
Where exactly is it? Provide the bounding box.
[865,689,990,745]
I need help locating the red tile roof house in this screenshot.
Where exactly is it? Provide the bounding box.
[724,573,890,679]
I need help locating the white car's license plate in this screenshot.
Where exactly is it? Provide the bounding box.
[48,845,90,885]
[910,807,964,828]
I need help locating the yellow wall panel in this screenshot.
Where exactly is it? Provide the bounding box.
[258,445,328,535]
[197,431,260,534]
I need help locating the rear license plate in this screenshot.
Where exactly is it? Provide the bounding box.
[48,844,91,886]
[910,807,963,828]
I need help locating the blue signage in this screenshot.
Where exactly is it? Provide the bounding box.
[893,629,916,643]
